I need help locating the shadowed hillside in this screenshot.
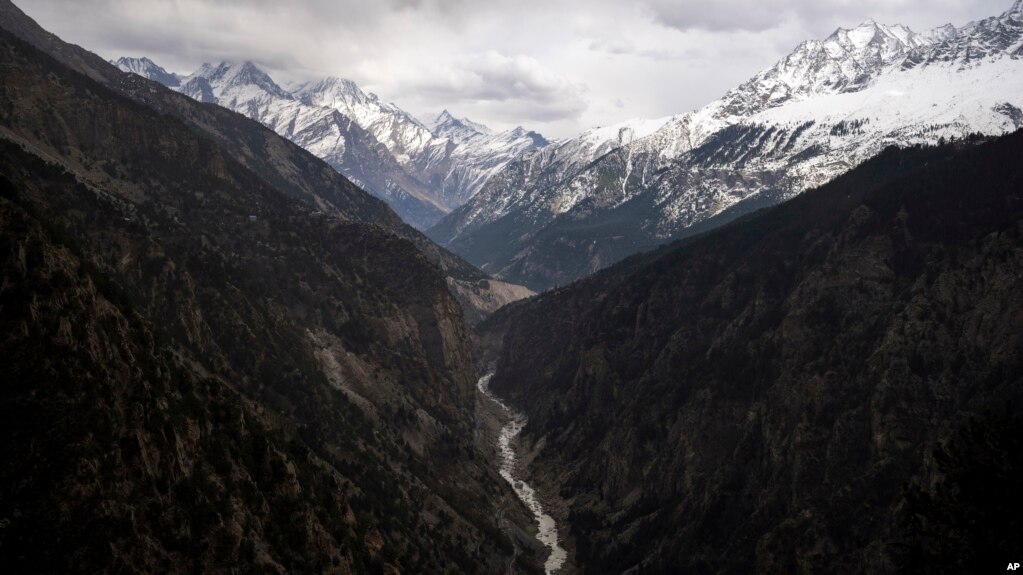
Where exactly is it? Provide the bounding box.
[0,13,543,574]
[485,131,1023,573]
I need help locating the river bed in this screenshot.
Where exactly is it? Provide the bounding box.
[477,374,567,575]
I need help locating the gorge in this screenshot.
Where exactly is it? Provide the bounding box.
[2,0,1022,573]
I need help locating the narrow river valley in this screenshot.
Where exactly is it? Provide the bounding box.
[477,374,568,575]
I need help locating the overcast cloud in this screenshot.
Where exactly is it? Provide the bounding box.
[17,0,1012,138]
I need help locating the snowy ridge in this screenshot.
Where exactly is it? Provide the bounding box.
[430,110,494,140]
[423,113,550,206]
[174,61,450,228]
[293,77,435,166]
[116,58,548,228]
[112,57,181,87]
[434,115,673,237]
[431,1,1023,289]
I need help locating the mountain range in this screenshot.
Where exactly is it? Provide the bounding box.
[3,0,1023,572]
[112,57,548,230]
[112,3,1023,292]
[430,0,1023,290]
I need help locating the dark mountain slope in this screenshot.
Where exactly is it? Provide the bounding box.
[0,23,542,575]
[0,0,526,321]
[0,1,387,227]
[485,132,1023,573]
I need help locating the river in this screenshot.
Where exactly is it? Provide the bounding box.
[477,374,567,575]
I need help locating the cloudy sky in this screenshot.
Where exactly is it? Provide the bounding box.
[18,0,1012,138]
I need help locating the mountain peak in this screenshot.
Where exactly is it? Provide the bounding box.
[238,60,261,72]
[187,60,290,100]
[847,21,881,48]
[197,60,265,78]
[112,56,181,87]
[431,110,476,139]
[115,55,156,67]
[825,18,920,51]
[1008,0,1023,16]
[293,76,372,108]
[234,60,277,84]
[318,76,362,92]
[430,110,493,138]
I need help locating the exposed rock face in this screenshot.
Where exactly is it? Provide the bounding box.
[484,133,1023,573]
[446,278,535,327]
[0,5,541,572]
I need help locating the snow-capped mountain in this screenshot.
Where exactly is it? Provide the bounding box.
[420,111,549,207]
[428,115,671,243]
[429,0,1023,290]
[113,58,547,229]
[183,60,291,102]
[172,60,448,228]
[289,81,547,209]
[111,57,181,87]
[430,110,494,139]
[293,76,436,166]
